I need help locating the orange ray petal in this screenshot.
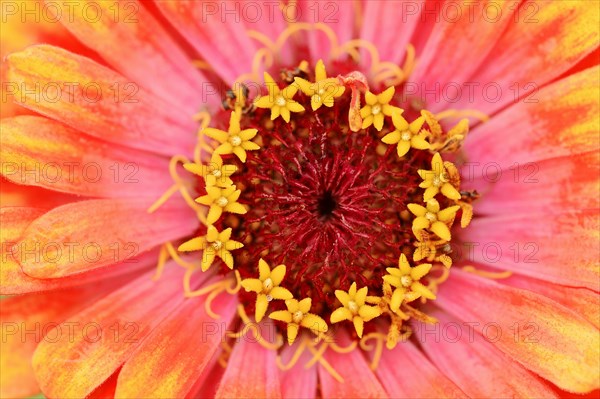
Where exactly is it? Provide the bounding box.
[114,288,237,398]
[47,0,211,114]
[376,340,467,398]
[0,274,135,398]
[416,310,558,398]
[1,207,156,294]
[215,324,282,398]
[319,331,387,398]
[14,198,196,278]
[437,270,600,393]
[1,116,172,198]
[6,45,197,157]
[464,66,600,166]
[411,0,516,95]
[460,209,599,291]
[279,340,318,399]
[31,266,198,398]
[155,1,257,85]
[466,151,599,216]
[501,270,600,330]
[457,1,599,114]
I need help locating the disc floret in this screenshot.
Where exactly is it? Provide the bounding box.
[383,254,436,315]
[254,72,305,122]
[330,282,382,338]
[241,259,293,322]
[269,298,328,345]
[178,225,243,271]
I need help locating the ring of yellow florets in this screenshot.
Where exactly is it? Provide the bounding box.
[178,59,474,347]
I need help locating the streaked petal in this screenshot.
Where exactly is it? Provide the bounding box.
[460,209,599,290]
[32,266,194,398]
[6,45,196,157]
[114,289,237,398]
[375,340,466,399]
[215,329,282,398]
[15,199,196,278]
[437,270,600,393]
[416,310,558,398]
[47,0,210,113]
[319,331,387,398]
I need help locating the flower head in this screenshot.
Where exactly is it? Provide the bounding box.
[2,2,599,398]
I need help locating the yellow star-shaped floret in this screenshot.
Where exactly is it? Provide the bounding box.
[382,112,430,157]
[418,153,461,201]
[330,282,382,338]
[184,153,237,188]
[383,254,436,314]
[269,297,328,345]
[254,72,305,122]
[240,258,293,322]
[407,198,460,242]
[294,59,345,111]
[204,111,260,163]
[178,225,243,271]
[360,86,402,131]
[196,183,247,225]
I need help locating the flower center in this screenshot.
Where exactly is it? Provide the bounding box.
[216,196,228,207]
[348,300,359,314]
[425,212,437,222]
[164,57,479,350]
[275,96,286,107]
[263,277,273,292]
[317,190,337,219]
[230,135,242,146]
[227,72,442,319]
[401,275,413,287]
[292,311,304,324]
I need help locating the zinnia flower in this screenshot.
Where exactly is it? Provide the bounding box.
[1,1,599,399]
